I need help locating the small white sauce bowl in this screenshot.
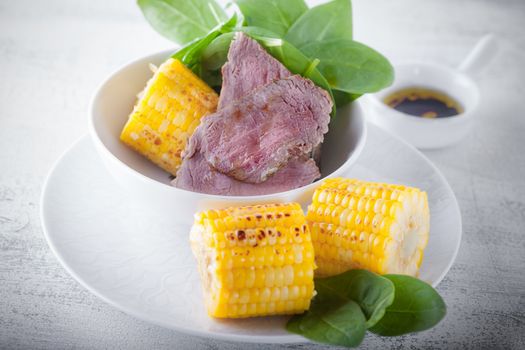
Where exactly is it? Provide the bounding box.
[89,50,367,222]
[365,61,479,149]
[365,35,496,150]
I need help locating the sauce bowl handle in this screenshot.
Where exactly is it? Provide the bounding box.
[458,34,498,78]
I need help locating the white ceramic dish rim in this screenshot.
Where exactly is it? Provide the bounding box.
[366,61,480,126]
[88,50,368,201]
[40,130,461,344]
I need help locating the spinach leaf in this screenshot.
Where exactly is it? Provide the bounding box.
[238,26,281,38]
[333,90,360,107]
[369,275,447,336]
[314,269,395,328]
[172,14,238,73]
[287,299,366,347]
[200,27,280,71]
[300,39,394,94]
[201,32,235,71]
[234,0,308,37]
[171,36,206,63]
[285,0,353,49]
[138,0,227,45]
[198,68,222,89]
[287,270,395,347]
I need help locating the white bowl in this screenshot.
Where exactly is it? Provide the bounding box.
[365,62,480,149]
[89,50,366,222]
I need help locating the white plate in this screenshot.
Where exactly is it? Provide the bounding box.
[41,124,461,344]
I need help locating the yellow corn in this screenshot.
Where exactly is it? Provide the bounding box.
[120,58,218,175]
[307,178,430,277]
[190,203,316,318]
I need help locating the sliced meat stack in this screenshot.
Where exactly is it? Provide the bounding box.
[173,33,332,195]
[199,75,331,183]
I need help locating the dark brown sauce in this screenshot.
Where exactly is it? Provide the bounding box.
[383,87,463,118]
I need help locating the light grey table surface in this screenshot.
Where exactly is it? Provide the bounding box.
[1,0,524,349]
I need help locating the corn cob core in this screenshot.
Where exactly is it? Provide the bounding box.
[120,58,218,175]
[307,178,430,277]
[190,203,316,318]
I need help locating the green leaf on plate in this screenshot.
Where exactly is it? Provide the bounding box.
[287,270,395,347]
[369,274,447,336]
[314,269,395,328]
[287,299,367,347]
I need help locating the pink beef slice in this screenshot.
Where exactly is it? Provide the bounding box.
[218,33,291,109]
[199,75,332,183]
[172,150,320,195]
[173,33,329,194]
[173,129,321,195]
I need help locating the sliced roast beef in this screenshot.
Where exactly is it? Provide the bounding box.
[218,33,291,109]
[219,32,322,166]
[174,129,320,195]
[173,33,331,195]
[173,151,320,195]
[199,75,332,183]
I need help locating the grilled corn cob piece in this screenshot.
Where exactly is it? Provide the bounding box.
[190,203,316,318]
[307,178,430,277]
[120,58,218,175]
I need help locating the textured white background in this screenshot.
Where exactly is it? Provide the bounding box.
[1,0,524,349]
